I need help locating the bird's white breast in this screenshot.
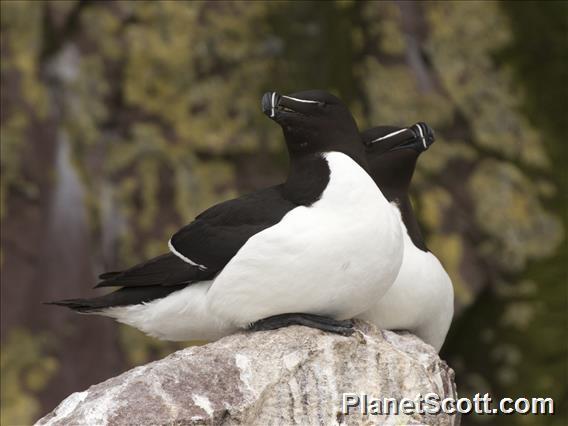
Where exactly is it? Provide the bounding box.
[207,151,404,327]
[356,230,454,352]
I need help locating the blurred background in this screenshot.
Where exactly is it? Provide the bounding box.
[1,1,566,424]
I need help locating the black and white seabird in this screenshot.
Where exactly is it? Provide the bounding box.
[355,123,454,352]
[49,90,404,341]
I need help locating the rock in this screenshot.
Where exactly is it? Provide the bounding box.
[36,321,458,425]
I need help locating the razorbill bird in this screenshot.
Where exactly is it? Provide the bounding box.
[355,123,454,352]
[48,90,404,340]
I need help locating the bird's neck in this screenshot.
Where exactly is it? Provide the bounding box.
[326,137,369,173]
[282,153,331,206]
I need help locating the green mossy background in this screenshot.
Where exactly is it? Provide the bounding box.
[1,1,565,424]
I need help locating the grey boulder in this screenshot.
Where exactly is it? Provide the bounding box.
[37,321,458,425]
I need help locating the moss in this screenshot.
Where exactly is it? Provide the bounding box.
[468,159,563,271]
[425,1,549,168]
[419,187,452,231]
[428,232,472,306]
[1,329,58,426]
[0,112,31,220]
[0,2,48,115]
[0,1,47,221]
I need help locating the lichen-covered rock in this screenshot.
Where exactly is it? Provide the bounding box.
[36,321,458,426]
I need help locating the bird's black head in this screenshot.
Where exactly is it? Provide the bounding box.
[362,123,435,193]
[262,90,365,166]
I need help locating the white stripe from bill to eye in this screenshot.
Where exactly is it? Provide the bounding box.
[281,95,320,104]
[414,124,427,149]
[271,92,276,117]
[168,239,208,271]
[369,128,408,144]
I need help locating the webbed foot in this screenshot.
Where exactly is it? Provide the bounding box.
[249,313,354,336]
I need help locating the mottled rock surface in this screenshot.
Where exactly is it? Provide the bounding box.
[37,321,458,425]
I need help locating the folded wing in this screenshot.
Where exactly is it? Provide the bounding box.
[96,185,295,289]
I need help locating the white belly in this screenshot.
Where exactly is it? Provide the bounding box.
[103,281,237,341]
[356,231,454,352]
[207,152,404,327]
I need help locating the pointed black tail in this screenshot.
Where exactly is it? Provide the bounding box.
[45,284,187,313]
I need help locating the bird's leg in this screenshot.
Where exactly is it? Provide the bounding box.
[248,313,354,336]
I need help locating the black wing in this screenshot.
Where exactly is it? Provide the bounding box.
[46,284,188,312]
[170,185,295,272]
[95,253,210,288]
[96,185,295,289]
